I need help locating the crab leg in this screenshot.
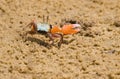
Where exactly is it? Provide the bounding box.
[57,33,63,47]
[47,32,63,47]
[47,32,53,45]
[26,21,38,35]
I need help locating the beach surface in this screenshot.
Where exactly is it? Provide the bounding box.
[0,0,120,79]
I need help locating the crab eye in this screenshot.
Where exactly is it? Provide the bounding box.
[50,24,52,29]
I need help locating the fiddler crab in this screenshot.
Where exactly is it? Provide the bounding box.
[25,16,80,48]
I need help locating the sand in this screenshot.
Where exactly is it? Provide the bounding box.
[0,0,120,79]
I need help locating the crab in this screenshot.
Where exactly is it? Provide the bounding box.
[25,16,80,47]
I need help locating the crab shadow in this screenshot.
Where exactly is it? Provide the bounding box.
[26,36,50,48]
[24,36,75,48]
[63,38,76,45]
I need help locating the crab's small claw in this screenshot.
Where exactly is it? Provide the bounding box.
[61,24,81,35]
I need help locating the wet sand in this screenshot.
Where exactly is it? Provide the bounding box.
[0,0,120,79]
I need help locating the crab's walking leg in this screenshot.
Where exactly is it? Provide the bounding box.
[47,33,63,47]
[23,21,38,41]
[48,33,63,47]
[57,33,63,48]
[47,32,54,45]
